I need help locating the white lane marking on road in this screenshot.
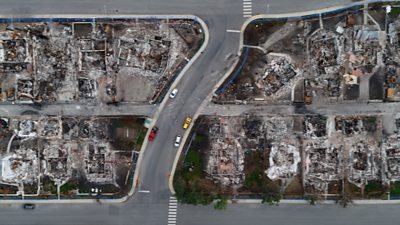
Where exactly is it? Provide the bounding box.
[138,190,150,193]
[242,0,252,18]
[226,29,240,33]
[167,196,178,225]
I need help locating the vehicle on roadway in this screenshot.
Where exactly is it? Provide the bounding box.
[174,135,182,147]
[148,127,158,141]
[23,204,35,210]
[169,88,178,99]
[182,117,192,129]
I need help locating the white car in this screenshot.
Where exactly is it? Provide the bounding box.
[174,135,182,147]
[169,88,178,99]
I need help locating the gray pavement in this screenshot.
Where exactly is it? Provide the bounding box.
[0,103,156,117]
[0,1,387,225]
[178,203,400,225]
[202,102,399,116]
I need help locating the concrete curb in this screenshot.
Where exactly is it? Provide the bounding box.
[233,199,400,205]
[136,15,209,198]
[0,14,209,204]
[167,17,210,195]
[167,0,400,206]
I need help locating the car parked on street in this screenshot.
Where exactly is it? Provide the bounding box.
[148,127,158,141]
[23,204,35,210]
[169,88,178,99]
[174,135,182,147]
[182,117,192,129]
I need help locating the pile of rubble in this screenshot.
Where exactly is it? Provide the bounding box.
[204,116,300,187]
[348,140,381,187]
[200,112,400,196]
[266,143,300,180]
[0,19,203,104]
[206,117,245,186]
[305,144,341,192]
[0,115,138,195]
[256,54,300,96]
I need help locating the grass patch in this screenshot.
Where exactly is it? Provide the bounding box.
[390,7,400,17]
[241,150,281,195]
[174,134,222,206]
[364,180,387,198]
[390,181,400,196]
[365,181,382,193]
[135,127,147,150]
[60,181,77,194]
[43,181,57,194]
[184,149,202,178]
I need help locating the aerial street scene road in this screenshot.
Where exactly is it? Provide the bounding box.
[1,0,400,225]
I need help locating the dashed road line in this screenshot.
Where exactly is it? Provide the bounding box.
[243,0,252,18]
[226,29,241,33]
[167,196,178,225]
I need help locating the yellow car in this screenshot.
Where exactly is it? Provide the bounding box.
[183,117,192,129]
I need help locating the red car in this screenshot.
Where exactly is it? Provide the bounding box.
[148,127,158,141]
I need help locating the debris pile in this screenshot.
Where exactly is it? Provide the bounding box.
[0,19,203,104]
[206,117,245,186]
[266,143,300,180]
[0,115,140,195]
[256,54,299,96]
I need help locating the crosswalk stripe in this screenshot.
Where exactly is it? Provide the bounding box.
[168,196,178,225]
[243,0,252,18]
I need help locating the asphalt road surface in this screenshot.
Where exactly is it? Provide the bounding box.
[0,103,156,117]
[1,1,397,225]
[202,102,400,116]
[178,203,400,225]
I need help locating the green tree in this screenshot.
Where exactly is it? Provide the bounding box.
[213,198,228,210]
[261,193,281,206]
[306,195,318,206]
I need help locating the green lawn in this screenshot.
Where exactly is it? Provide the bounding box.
[391,181,400,196]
